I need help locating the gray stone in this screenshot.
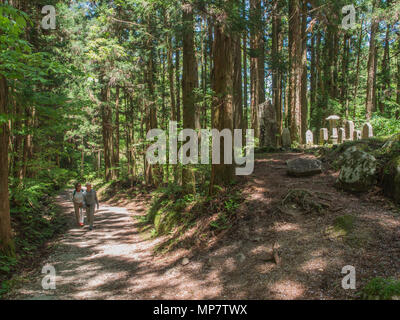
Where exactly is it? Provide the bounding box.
[319,128,328,145]
[282,128,291,148]
[345,120,355,141]
[326,115,340,144]
[182,257,190,265]
[337,146,377,192]
[382,155,400,204]
[287,158,322,177]
[306,130,314,146]
[258,100,278,148]
[362,123,374,139]
[338,128,346,144]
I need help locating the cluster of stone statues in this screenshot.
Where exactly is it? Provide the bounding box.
[281,115,374,148]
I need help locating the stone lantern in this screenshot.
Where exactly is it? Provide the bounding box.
[325,115,340,144]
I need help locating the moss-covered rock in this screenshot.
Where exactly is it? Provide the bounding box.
[383,155,400,204]
[337,146,377,192]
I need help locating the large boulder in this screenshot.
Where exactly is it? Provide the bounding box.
[337,146,377,192]
[287,158,322,177]
[382,156,400,204]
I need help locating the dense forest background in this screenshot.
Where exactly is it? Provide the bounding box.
[1,0,400,260]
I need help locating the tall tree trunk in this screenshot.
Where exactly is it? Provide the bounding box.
[182,3,199,193]
[250,0,264,140]
[366,2,378,120]
[113,86,120,179]
[175,46,181,125]
[397,33,400,119]
[353,19,364,118]
[210,6,234,190]
[101,80,113,182]
[233,34,243,131]
[243,21,248,143]
[288,0,302,142]
[272,0,282,145]
[380,23,391,113]
[300,0,308,143]
[0,75,13,256]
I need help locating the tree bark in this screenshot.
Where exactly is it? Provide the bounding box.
[101,80,113,182]
[366,3,378,120]
[182,3,199,193]
[250,0,265,140]
[210,6,234,189]
[0,75,13,255]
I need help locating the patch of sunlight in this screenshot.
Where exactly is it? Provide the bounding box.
[273,222,301,232]
[269,279,306,299]
[299,257,328,272]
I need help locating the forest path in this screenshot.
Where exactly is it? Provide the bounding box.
[8,152,400,300]
[10,189,213,299]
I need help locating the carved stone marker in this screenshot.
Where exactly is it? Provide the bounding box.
[306,130,314,146]
[353,130,362,140]
[338,128,346,144]
[258,100,278,147]
[319,128,328,145]
[362,123,374,139]
[326,115,340,144]
[282,128,291,148]
[345,120,355,141]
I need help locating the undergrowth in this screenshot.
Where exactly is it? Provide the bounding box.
[360,277,400,300]
[139,181,243,253]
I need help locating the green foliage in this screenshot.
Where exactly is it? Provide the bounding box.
[360,277,400,300]
[369,116,400,137]
[333,215,355,235]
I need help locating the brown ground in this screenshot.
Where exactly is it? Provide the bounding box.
[7,152,400,300]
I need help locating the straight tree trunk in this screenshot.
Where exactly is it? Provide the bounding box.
[233,34,243,131]
[210,6,234,190]
[250,0,265,139]
[366,2,378,120]
[288,0,302,142]
[182,3,199,193]
[101,80,113,182]
[300,0,308,143]
[113,86,120,179]
[272,0,283,145]
[380,23,391,113]
[0,75,13,256]
[353,19,364,118]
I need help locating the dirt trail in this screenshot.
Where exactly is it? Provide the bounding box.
[8,153,400,300]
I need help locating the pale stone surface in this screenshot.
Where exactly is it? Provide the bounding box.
[362,123,374,139]
[319,128,328,145]
[337,146,377,192]
[338,128,346,144]
[282,128,291,148]
[306,130,314,146]
[326,115,340,144]
[345,120,354,141]
[287,158,322,177]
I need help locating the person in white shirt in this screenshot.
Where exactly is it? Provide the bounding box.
[71,182,84,227]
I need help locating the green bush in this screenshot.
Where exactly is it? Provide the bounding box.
[360,277,400,300]
[369,116,400,137]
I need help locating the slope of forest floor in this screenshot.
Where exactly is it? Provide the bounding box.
[6,152,400,300]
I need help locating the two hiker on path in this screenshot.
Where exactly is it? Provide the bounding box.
[71,182,100,230]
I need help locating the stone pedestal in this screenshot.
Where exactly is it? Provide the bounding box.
[362,123,374,139]
[345,120,354,141]
[326,115,340,144]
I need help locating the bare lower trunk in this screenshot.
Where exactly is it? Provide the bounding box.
[0,75,13,255]
[210,15,234,190]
